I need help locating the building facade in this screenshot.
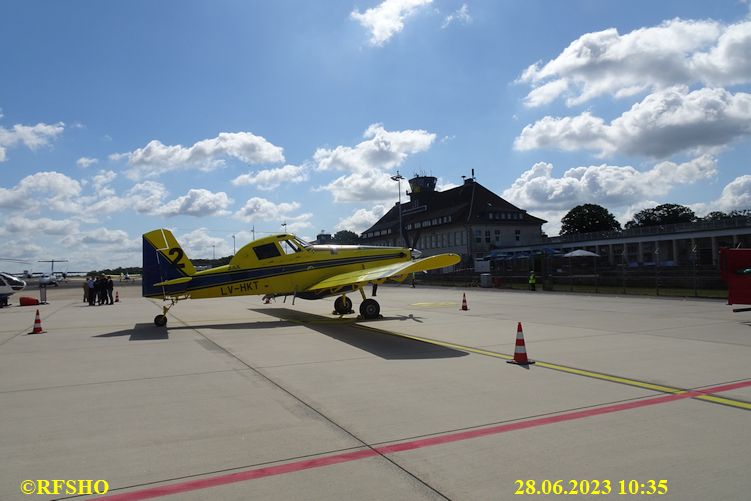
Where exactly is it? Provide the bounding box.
[488,216,751,268]
[360,175,547,268]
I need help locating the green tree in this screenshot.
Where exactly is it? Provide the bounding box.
[332,230,360,244]
[701,211,729,221]
[625,203,695,229]
[701,209,750,221]
[560,204,621,235]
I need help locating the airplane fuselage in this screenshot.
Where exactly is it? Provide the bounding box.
[143,233,412,300]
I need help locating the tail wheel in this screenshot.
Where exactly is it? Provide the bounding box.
[359,298,381,320]
[334,295,353,315]
[154,314,168,327]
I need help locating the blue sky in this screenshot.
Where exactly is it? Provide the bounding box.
[1,0,750,271]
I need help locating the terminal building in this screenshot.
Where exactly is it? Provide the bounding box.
[492,217,751,268]
[359,175,547,268]
[360,174,751,271]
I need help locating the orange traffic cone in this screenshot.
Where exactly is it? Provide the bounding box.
[460,293,469,311]
[507,322,534,365]
[115,291,119,303]
[29,309,45,334]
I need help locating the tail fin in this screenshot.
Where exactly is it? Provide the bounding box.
[142,229,196,297]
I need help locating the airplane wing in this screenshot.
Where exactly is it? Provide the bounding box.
[306,253,461,292]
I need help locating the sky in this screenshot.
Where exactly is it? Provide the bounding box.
[1,0,750,272]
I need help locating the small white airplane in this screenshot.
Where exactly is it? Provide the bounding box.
[0,271,27,307]
[36,259,68,287]
[39,274,60,286]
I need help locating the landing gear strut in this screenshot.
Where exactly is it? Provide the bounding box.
[154,299,177,327]
[332,289,382,320]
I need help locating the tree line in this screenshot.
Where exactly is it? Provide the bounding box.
[560,204,750,236]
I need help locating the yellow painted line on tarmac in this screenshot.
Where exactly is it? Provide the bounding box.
[354,324,751,411]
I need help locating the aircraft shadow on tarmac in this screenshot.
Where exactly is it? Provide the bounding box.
[247,308,468,360]
[91,309,468,359]
[94,323,169,341]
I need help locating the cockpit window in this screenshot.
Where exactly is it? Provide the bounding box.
[293,238,311,250]
[280,240,300,255]
[253,243,281,260]
[0,273,24,287]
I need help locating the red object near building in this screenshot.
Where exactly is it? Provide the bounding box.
[720,248,751,306]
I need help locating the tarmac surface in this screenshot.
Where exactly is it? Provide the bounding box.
[1,281,749,500]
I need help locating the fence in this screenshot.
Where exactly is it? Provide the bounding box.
[420,265,728,299]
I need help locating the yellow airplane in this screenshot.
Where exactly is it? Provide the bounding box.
[143,229,460,326]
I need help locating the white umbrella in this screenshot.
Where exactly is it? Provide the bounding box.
[563,249,600,258]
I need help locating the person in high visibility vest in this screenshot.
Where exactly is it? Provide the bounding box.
[528,271,536,291]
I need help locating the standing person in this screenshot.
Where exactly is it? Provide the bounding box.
[98,276,107,305]
[106,276,114,305]
[87,276,96,306]
[528,271,536,291]
[82,279,89,303]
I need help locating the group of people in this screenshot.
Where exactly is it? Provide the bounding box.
[83,275,115,305]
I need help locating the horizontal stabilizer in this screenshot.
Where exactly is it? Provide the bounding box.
[153,277,193,287]
[306,253,460,292]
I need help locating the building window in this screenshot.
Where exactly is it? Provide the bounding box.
[515,229,521,241]
[475,229,482,243]
[485,230,491,243]
[495,229,500,243]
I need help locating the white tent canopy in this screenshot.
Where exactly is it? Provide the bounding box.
[563,249,600,258]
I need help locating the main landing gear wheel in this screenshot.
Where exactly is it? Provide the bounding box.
[154,314,168,327]
[334,295,353,315]
[359,298,381,320]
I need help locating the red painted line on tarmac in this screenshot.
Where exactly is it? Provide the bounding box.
[100,380,751,501]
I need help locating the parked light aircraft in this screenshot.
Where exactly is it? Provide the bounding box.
[0,272,27,306]
[37,259,68,286]
[143,229,460,326]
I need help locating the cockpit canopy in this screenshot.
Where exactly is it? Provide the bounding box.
[0,272,26,290]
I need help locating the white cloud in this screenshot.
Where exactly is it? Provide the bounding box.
[234,197,313,233]
[77,157,98,168]
[692,175,751,215]
[159,189,233,217]
[442,4,471,29]
[335,205,388,234]
[5,215,77,236]
[502,155,717,210]
[0,121,65,162]
[118,132,285,179]
[435,178,459,191]
[351,0,433,47]
[520,18,751,107]
[91,170,117,192]
[127,181,169,215]
[125,182,232,217]
[515,87,751,158]
[174,228,232,259]
[0,171,82,213]
[314,123,436,202]
[231,164,309,190]
[66,227,132,246]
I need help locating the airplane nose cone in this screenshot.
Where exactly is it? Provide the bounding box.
[410,249,422,259]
